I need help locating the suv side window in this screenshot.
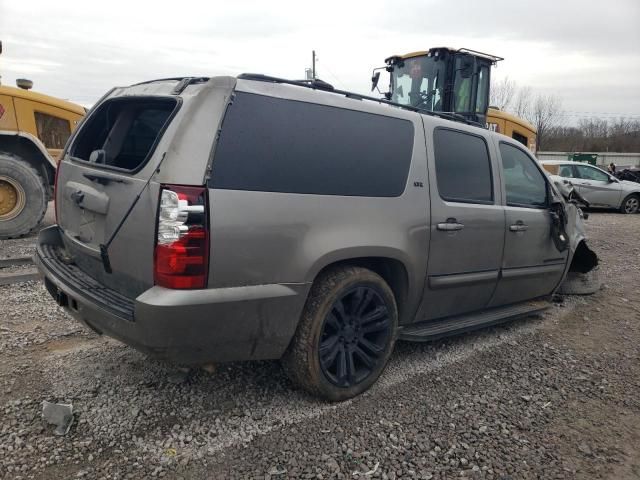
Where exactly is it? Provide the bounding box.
[499,142,548,208]
[211,93,414,197]
[575,164,609,182]
[433,128,493,204]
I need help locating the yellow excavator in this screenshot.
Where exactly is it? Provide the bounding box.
[371,47,536,152]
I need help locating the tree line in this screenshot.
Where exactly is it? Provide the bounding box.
[490,78,640,152]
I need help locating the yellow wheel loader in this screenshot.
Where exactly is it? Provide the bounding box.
[0,41,85,238]
[371,47,537,152]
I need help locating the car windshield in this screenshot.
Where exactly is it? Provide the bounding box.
[390,56,445,110]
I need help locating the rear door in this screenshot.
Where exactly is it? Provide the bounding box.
[56,96,179,296]
[573,163,622,208]
[417,125,505,321]
[489,141,568,306]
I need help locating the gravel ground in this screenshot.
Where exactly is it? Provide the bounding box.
[0,203,54,259]
[0,212,639,480]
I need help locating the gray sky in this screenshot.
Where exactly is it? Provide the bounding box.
[1,0,639,122]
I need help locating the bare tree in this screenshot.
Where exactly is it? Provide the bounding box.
[543,117,640,153]
[512,86,533,120]
[527,94,563,151]
[489,77,516,110]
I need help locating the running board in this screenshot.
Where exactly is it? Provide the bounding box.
[399,300,550,342]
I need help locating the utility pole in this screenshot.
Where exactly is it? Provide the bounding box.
[312,50,316,80]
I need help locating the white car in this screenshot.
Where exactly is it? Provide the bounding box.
[541,160,640,214]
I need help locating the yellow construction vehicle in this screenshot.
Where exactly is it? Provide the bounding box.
[371,47,537,152]
[0,41,86,238]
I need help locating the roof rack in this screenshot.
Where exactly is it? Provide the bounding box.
[237,73,482,128]
[130,76,210,92]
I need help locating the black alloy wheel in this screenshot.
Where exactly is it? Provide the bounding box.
[319,286,392,387]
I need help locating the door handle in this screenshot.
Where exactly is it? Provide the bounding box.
[437,218,464,231]
[509,222,529,232]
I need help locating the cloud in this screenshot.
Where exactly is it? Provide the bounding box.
[0,0,638,119]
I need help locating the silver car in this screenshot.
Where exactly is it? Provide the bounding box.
[541,160,640,214]
[36,74,597,400]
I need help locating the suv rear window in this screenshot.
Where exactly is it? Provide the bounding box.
[210,92,414,197]
[70,98,177,172]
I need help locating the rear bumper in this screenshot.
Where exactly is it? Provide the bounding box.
[36,225,310,364]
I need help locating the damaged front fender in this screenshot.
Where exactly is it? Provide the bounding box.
[551,179,600,294]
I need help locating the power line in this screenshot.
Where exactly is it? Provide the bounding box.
[556,111,640,118]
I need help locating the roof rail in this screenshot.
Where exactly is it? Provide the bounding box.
[237,73,481,127]
[130,77,210,90]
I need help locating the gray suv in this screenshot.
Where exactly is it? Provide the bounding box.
[36,75,596,400]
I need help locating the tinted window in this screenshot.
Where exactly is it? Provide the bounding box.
[475,65,490,114]
[433,128,493,203]
[70,98,176,172]
[35,112,71,149]
[500,143,547,208]
[211,93,414,197]
[575,164,609,182]
[558,164,577,178]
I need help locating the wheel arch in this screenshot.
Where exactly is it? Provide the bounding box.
[0,131,57,197]
[568,239,599,274]
[310,255,413,325]
[620,191,640,213]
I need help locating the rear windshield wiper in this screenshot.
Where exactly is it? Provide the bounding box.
[99,152,167,273]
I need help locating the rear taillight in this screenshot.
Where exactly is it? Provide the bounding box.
[154,185,209,289]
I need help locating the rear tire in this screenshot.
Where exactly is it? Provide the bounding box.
[620,194,639,214]
[282,266,398,401]
[0,153,48,239]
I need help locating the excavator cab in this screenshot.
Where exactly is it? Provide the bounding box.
[372,47,502,126]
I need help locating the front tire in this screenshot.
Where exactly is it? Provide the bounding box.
[620,194,639,214]
[0,153,48,239]
[282,266,398,401]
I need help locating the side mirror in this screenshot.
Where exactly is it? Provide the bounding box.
[608,175,618,183]
[371,71,380,92]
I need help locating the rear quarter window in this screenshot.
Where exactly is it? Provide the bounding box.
[210,92,414,197]
[69,97,177,172]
